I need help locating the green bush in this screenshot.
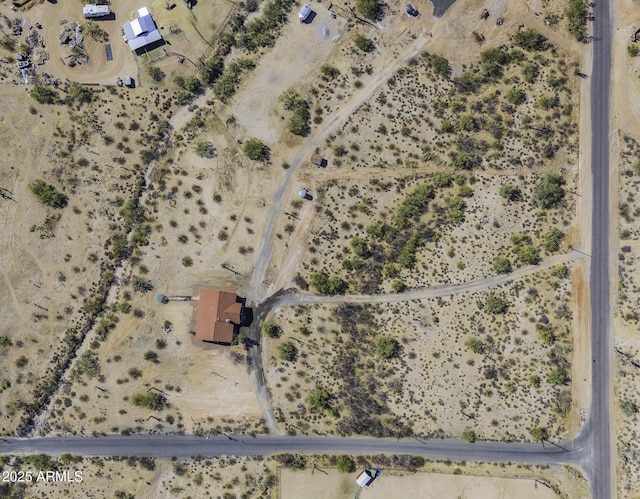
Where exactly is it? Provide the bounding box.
[548,367,568,385]
[131,392,166,410]
[628,44,640,57]
[513,29,549,51]
[521,62,539,83]
[543,227,564,252]
[534,172,565,208]
[461,429,476,443]
[262,322,282,338]
[484,294,508,314]
[182,256,193,267]
[530,426,547,442]
[499,183,521,201]
[309,271,346,295]
[147,65,165,82]
[431,55,450,78]
[565,0,588,41]
[288,102,310,136]
[28,179,67,208]
[243,138,269,161]
[30,84,59,104]
[374,336,398,359]
[528,374,540,388]
[277,340,297,362]
[320,64,341,79]
[69,83,93,104]
[515,244,540,265]
[465,336,484,354]
[336,455,356,473]
[354,34,374,52]
[307,387,333,414]
[432,171,452,188]
[391,279,406,292]
[620,400,638,417]
[537,94,559,110]
[493,256,512,274]
[355,0,380,19]
[505,88,526,106]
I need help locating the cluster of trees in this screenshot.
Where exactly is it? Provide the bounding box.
[279,89,311,136]
[354,34,375,53]
[565,0,588,41]
[309,270,347,295]
[214,57,255,102]
[231,0,295,51]
[28,179,67,208]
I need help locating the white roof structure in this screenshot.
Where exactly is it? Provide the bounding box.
[356,470,375,487]
[122,7,163,53]
[83,4,110,18]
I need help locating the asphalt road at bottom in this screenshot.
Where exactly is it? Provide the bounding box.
[0,435,587,464]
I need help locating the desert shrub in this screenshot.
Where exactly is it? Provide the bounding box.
[565,0,588,41]
[288,102,310,136]
[431,55,450,78]
[30,84,59,104]
[131,392,166,410]
[513,29,549,51]
[505,88,526,106]
[543,227,564,252]
[75,351,100,379]
[391,279,406,292]
[521,62,539,83]
[354,34,374,52]
[243,138,269,161]
[355,0,380,19]
[309,271,346,295]
[147,66,165,82]
[336,455,356,473]
[374,336,398,359]
[28,179,67,208]
[461,429,476,443]
[307,387,334,415]
[515,244,540,265]
[69,83,93,104]
[551,265,570,279]
[548,367,568,385]
[143,350,159,363]
[447,196,466,223]
[394,183,434,228]
[182,256,193,267]
[465,336,484,354]
[537,94,559,110]
[499,183,521,201]
[528,375,540,388]
[432,172,452,188]
[277,341,297,362]
[493,256,512,274]
[484,294,508,314]
[194,141,215,158]
[620,400,638,417]
[530,426,547,442]
[534,173,565,208]
[628,44,640,57]
[262,322,281,338]
[320,64,340,79]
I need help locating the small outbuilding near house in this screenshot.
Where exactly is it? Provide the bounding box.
[356,468,381,487]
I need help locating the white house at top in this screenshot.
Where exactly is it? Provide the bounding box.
[83,4,110,18]
[122,7,163,54]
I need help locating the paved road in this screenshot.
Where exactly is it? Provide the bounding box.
[587,0,613,497]
[428,0,458,18]
[0,435,582,464]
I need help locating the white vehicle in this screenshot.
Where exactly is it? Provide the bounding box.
[298,4,312,22]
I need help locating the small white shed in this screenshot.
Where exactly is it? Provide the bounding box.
[356,469,375,487]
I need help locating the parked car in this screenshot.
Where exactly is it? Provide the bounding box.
[298,4,312,22]
[405,4,418,16]
[17,61,29,69]
[15,53,26,61]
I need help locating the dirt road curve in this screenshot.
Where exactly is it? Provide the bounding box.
[249,34,434,301]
